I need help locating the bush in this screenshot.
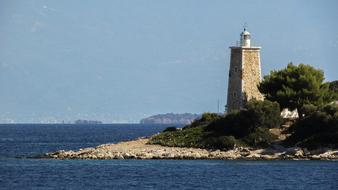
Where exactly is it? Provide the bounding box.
[286,104,338,149]
[163,126,177,132]
[245,99,283,129]
[200,112,222,122]
[184,112,222,129]
[201,136,238,150]
[206,110,252,137]
[322,104,338,116]
[242,127,277,147]
[328,80,338,100]
[206,100,282,138]
[149,100,282,149]
[299,104,318,117]
[329,80,338,92]
[149,126,205,148]
[295,133,338,150]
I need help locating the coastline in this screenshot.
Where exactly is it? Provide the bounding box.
[45,137,338,160]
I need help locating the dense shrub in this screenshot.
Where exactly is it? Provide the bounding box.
[328,80,338,100]
[299,104,318,117]
[149,126,205,148]
[322,104,338,116]
[207,100,282,138]
[150,100,282,149]
[241,127,277,147]
[207,110,252,137]
[200,112,222,122]
[184,112,222,129]
[286,104,338,149]
[200,136,238,150]
[163,126,177,132]
[149,126,246,150]
[295,133,338,150]
[245,99,283,129]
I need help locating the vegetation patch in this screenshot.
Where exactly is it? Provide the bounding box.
[149,125,207,148]
[149,100,281,150]
[285,104,338,149]
[149,64,338,151]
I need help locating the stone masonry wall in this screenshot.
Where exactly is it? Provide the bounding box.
[242,49,264,102]
[227,48,243,112]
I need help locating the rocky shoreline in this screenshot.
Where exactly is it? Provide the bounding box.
[45,137,338,160]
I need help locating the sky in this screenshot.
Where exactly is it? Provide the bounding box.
[0,0,337,123]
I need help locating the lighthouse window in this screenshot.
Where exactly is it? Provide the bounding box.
[233,92,237,97]
[234,67,238,72]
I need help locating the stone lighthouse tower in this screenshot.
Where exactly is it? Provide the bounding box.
[226,27,264,112]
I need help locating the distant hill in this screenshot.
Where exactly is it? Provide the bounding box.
[74,120,103,124]
[140,113,201,125]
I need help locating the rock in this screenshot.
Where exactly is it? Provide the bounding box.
[260,155,275,160]
[142,153,153,159]
[90,155,97,159]
[261,148,278,155]
[193,153,202,159]
[318,151,337,159]
[222,150,241,159]
[97,153,106,159]
[246,153,261,159]
[281,154,295,159]
[294,149,304,157]
[285,147,302,156]
[239,147,251,152]
[44,137,338,160]
[311,155,321,160]
[240,151,250,157]
[302,148,310,156]
[115,153,124,159]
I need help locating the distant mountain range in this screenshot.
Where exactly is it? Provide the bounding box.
[140,113,201,125]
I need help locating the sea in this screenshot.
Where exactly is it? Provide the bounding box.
[0,124,337,190]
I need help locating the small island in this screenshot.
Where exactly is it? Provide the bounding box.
[74,119,103,124]
[140,113,200,125]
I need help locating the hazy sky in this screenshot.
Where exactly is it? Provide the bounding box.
[0,0,337,123]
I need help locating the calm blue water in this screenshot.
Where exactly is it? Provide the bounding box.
[1,124,338,190]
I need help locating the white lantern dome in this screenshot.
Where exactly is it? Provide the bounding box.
[240,28,251,47]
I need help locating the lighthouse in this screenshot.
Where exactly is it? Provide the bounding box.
[226,27,264,112]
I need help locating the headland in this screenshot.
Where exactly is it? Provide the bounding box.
[45,137,338,160]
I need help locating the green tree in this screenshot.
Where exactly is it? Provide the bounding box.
[259,63,334,116]
[329,80,338,92]
[328,80,338,100]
